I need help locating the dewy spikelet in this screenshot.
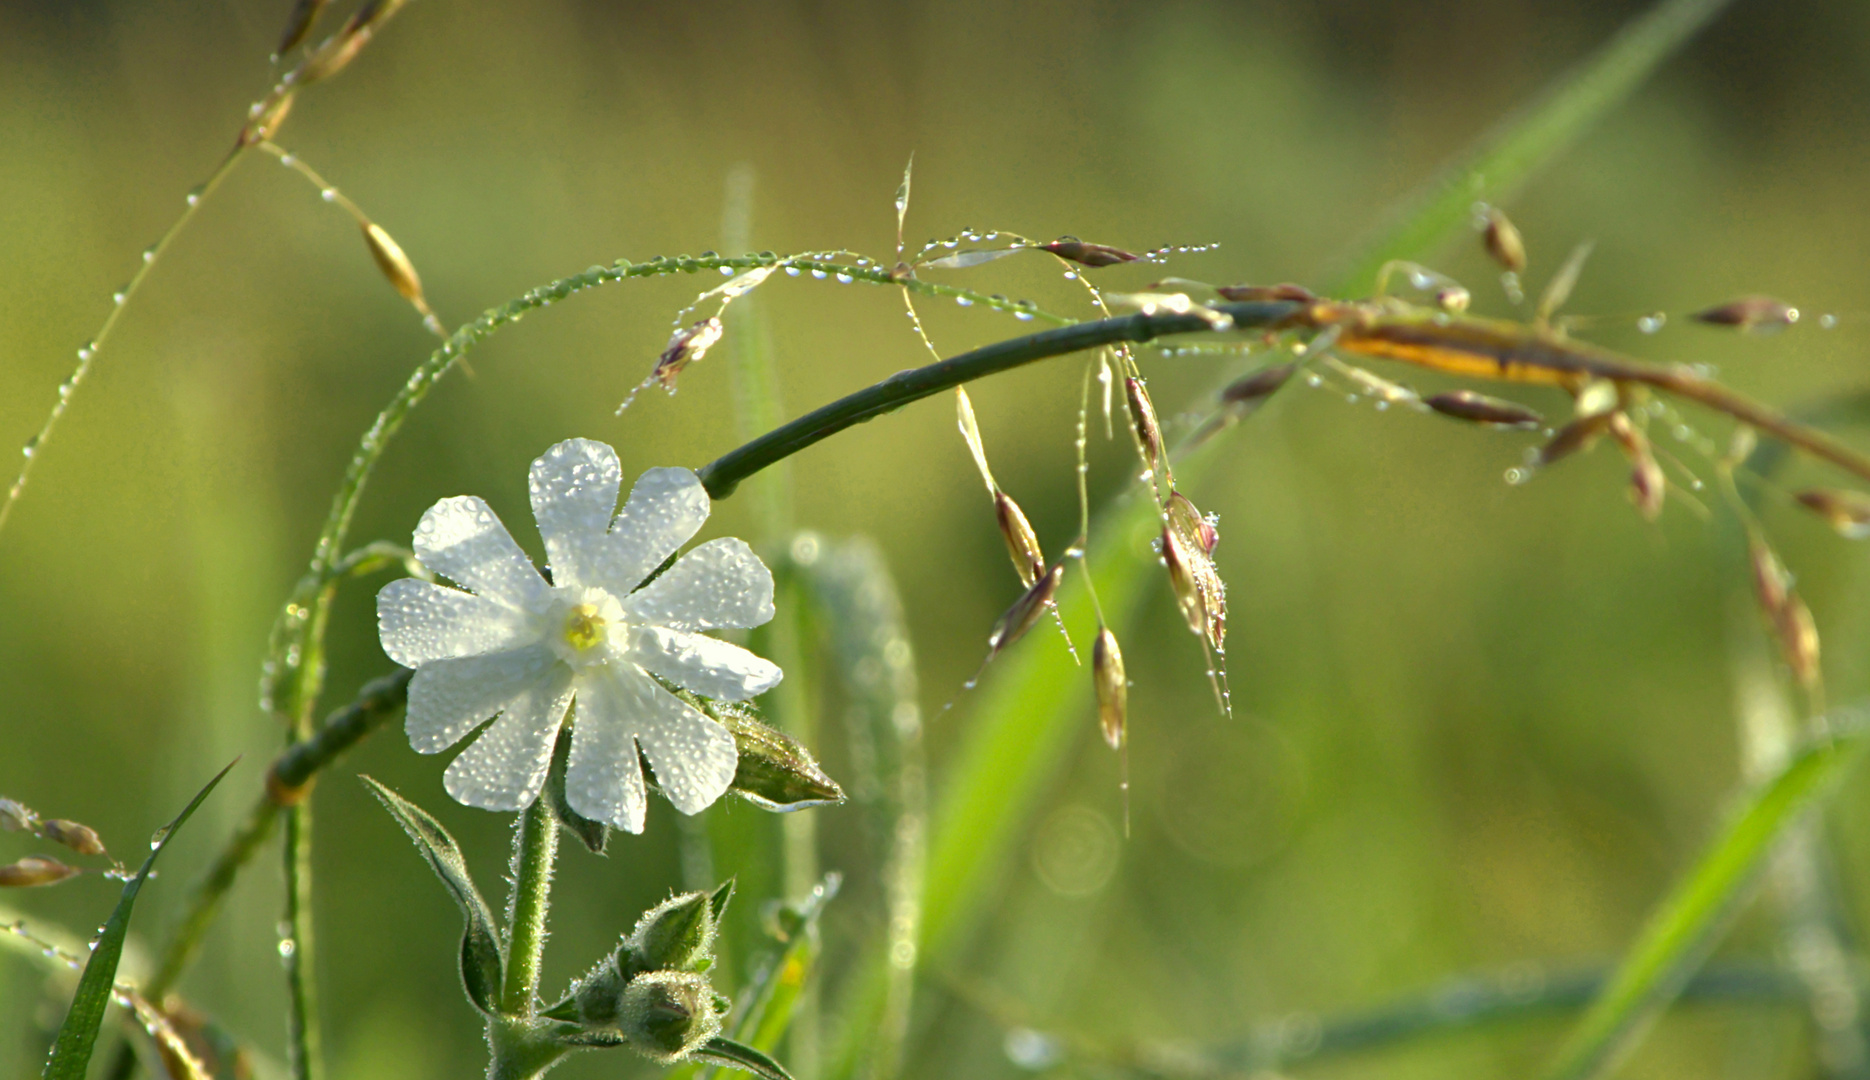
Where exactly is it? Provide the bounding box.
[362,221,426,304]
[995,492,1046,588]
[1690,295,1799,333]
[988,563,1064,656]
[652,318,726,391]
[1426,390,1542,429]
[1793,488,1870,539]
[618,971,722,1063]
[40,818,106,857]
[1093,627,1127,751]
[1608,413,1665,521]
[1125,376,1165,484]
[0,856,81,888]
[1482,206,1527,274]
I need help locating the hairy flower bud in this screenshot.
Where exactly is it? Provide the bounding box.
[995,492,1046,588]
[624,881,732,977]
[0,856,80,888]
[619,971,722,1063]
[710,708,845,811]
[1093,628,1127,751]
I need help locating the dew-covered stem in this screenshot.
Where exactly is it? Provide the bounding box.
[502,797,558,1017]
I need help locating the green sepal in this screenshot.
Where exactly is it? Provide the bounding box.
[544,725,608,854]
[42,758,237,1080]
[361,776,506,1016]
[694,1035,796,1080]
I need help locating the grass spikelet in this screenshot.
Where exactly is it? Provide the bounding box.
[1690,295,1799,332]
[275,0,335,58]
[40,820,106,857]
[1092,627,1126,752]
[1481,205,1527,273]
[1608,413,1666,520]
[988,564,1063,658]
[0,856,81,888]
[1214,282,1318,303]
[1124,376,1167,493]
[1792,488,1870,539]
[994,492,1046,589]
[954,386,998,495]
[1039,237,1142,268]
[1426,389,1543,428]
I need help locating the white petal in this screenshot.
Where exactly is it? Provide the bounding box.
[378,578,536,667]
[441,666,573,812]
[413,496,549,609]
[622,537,775,632]
[405,645,558,753]
[584,468,711,596]
[565,669,650,833]
[611,664,739,815]
[529,439,623,590]
[626,625,782,702]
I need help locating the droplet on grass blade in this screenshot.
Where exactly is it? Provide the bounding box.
[1425,390,1542,429]
[1793,488,1870,539]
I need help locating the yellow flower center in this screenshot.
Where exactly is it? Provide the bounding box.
[563,603,608,652]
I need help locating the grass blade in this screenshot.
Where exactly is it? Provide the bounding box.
[1332,0,1733,296]
[41,758,238,1080]
[1541,720,1869,1080]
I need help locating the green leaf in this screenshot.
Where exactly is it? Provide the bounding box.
[1332,0,1734,296]
[694,1036,795,1080]
[1540,722,1869,1080]
[360,775,506,1016]
[42,758,237,1080]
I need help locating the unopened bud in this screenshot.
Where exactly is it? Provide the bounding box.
[1220,362,1297,407]
[705,708,844,811]
[1125,376,1164,479]
[41,819,105,857]
[362,221,426,304]
[652,318,725,391]
[1481,207,1527,274]
[0,798,35,833]
[989,563,1063,656]
[1793,489,1870,539]
[626,882,729,976]
[1214,283,1317,304]
[1040,237,1141,268]
[0,856,80,888]
[995,492,1046,588]
[619,971,722,1063]
[1425,390,1542,429]
[1093,628,1127,750]
[1690,296,1799,333]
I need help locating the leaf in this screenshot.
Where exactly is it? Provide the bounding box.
[1540,722,1869,1080]
[360,776,506,1016]
[42,758,237,1080]
[694,1036,794,1080]
[1332,0,1734,296]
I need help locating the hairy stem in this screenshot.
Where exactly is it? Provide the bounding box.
[503,797,559,1016]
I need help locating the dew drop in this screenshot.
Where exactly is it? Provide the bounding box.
[784,265,801,276]
[1062,271,1078,280]
[943,239,959,249]
[21,438,37,459]
[811,268,828,279]
[1305,374,1323,387]
[77,344,94,361]
[1637,313,1666,334]
[141,245,157,263]
[279,153,295,167]
[111,289,126,305]
[1673,425,1692,442]
[1821,313,1839,329]
[185,185,203,206]
[955,296,973,307]
[1374,400,1390,411]
[278,937,296,959]
[835,272,854,284]
[1505,467,1530,485]
[1014,311,1034,321]
[320,188,336,202]
[719,266,734,275]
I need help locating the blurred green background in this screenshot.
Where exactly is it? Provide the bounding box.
[6,1,1870,1077]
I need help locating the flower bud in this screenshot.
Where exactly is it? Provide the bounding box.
[41,818,105,857]
[1093,628,1127,751]
[1125,376,1164,479]
[652,318,726,391]
[619,971,722,1063]
[1040,237,1140,268]
[713,709,845,811]
[1481,207,1527,274]
[989,563,1063,656]
[995,492,1046,588]
[625,882,731,976]
[1691,296,1799,333]
[1425,390,1542,429]
[0,856,80,888]
[1793,488,1870,539]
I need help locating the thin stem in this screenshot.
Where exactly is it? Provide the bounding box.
[0,146,248,536]
[502,797,559,1017]
[283,802,321,1080]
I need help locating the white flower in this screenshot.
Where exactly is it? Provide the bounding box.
[376,438,781,833]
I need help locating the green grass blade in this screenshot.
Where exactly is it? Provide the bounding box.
[1541,721,1870,1080]
[41,758,238,1080]
[1331,0,1733,296]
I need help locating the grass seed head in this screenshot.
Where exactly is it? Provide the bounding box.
[653,318,726,391]
[1778,595,1822,691]
[1125,376,1164,479]
[1537,411,1616,467]
[989,563,1063,656]
[1690,295,1799,332]
[1220,361,1297,407]
[994,492,1046,588]
[1482,207,1527,273]
[0,856,80,888]
[276,0,334,57]
[1093,627,1127,750]
[1425,390,1542,429]
[1609,413,1665,521]
[1214,283,1317,304]
[0,798,35,833]
[1793,489,1870,539]
[362,222,426,304]
[1749,536,1790,619]
[40,818,105,857]
[238,91,297,148]
[1041,237,1141,267]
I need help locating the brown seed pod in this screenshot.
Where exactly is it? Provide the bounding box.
[0,856,80,888]
[1482,207,1527,274]
[1425,390,1543,429]
[1214,283,1317,304]
[988,564,1064,656]
[994,492,1046,588]
[362,222,426,304]
[1125,376,1164,479]
[1537,411,1617,467]
[40,819,105,857]
[1041,237,1141,268]
[1690,295,1799,332]
[652,318,726,391]
[1793,488,1870,539]
[1093,628,1128,750]
[1220,361,1298,407]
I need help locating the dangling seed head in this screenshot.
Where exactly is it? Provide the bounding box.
[1690,296,1799,333]
[652,318,725,391]
[1220,362,1297,407]
[1481,207,1527,274]
[1125,376,1164,478]
[40,819,105,857]
[1793,489,1870,539]
[276,0,334,57]
[1162,496,1227,650]
[1093,628,1127,750]
[1425,390,1542,429]
[0,856,80,888]
[1168,491,1219,556]
[988,563,1063,656]
[1041,237,1141,268]
[1608,414,1665,521]
[1214,283,1317,304]
[0,798,35,833]
[1160,525,1206,639]
[994,492,1046,587]
[361,222,426,304]
[1537,411,1617,468]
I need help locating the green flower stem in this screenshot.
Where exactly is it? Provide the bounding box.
[696,301,1298,499]
[503,796,559,1017]
[284,802,322,1080]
